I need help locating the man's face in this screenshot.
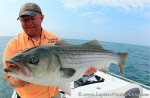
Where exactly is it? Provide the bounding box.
[19,14,44,37]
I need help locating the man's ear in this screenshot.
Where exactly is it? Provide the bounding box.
[41,14,44,22]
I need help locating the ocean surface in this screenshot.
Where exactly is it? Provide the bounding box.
[0,36,150,98]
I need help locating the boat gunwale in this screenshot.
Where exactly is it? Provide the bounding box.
[108,72,150,90]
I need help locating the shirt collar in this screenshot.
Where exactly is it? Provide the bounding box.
[23,32,30,43]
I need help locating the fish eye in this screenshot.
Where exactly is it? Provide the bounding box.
[30,57,38,64]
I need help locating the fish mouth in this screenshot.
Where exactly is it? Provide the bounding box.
[4,59,30,77]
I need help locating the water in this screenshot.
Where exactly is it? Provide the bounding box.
[0,36,14,98]
[0,36,150,98]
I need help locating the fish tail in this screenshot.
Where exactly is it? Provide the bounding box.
[118,52,128,74]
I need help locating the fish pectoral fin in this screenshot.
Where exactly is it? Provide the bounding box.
[60,68,76,78]
[58,84,71,96]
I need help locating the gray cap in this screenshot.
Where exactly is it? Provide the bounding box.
[18,2,42,19]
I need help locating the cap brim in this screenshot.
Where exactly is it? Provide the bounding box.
[17,11,39,20]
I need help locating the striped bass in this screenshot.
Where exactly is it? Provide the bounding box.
[4,40,128,94]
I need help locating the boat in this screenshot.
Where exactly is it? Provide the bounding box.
[11,71,150,98]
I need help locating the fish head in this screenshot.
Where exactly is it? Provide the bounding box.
[4,46,57,79]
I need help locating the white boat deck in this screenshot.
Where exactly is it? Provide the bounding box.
[66,71,150,98]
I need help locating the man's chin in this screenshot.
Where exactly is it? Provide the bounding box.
[26,30,36,36]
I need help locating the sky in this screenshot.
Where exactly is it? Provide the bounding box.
[0,0,150,46]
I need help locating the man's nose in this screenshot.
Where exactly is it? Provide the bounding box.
[26,19,33,24]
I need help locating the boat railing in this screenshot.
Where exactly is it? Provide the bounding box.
[109,72,150,90]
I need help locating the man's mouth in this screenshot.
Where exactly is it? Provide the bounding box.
[27,27,34,29]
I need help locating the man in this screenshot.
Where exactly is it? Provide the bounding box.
[2,2,96,98]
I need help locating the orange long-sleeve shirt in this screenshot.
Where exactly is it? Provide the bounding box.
[2,29,60,98]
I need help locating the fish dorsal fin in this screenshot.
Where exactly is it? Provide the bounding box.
[82,40,103,48]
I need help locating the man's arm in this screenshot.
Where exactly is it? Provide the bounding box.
[55,40,69,45]
[2,43,28,88]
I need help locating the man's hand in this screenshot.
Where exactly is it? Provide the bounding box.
[84,67,97,75]
[7,76,29,88]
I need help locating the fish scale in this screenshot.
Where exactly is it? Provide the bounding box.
[47,46,121,70]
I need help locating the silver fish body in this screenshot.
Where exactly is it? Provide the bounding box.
[4,40,128,86]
